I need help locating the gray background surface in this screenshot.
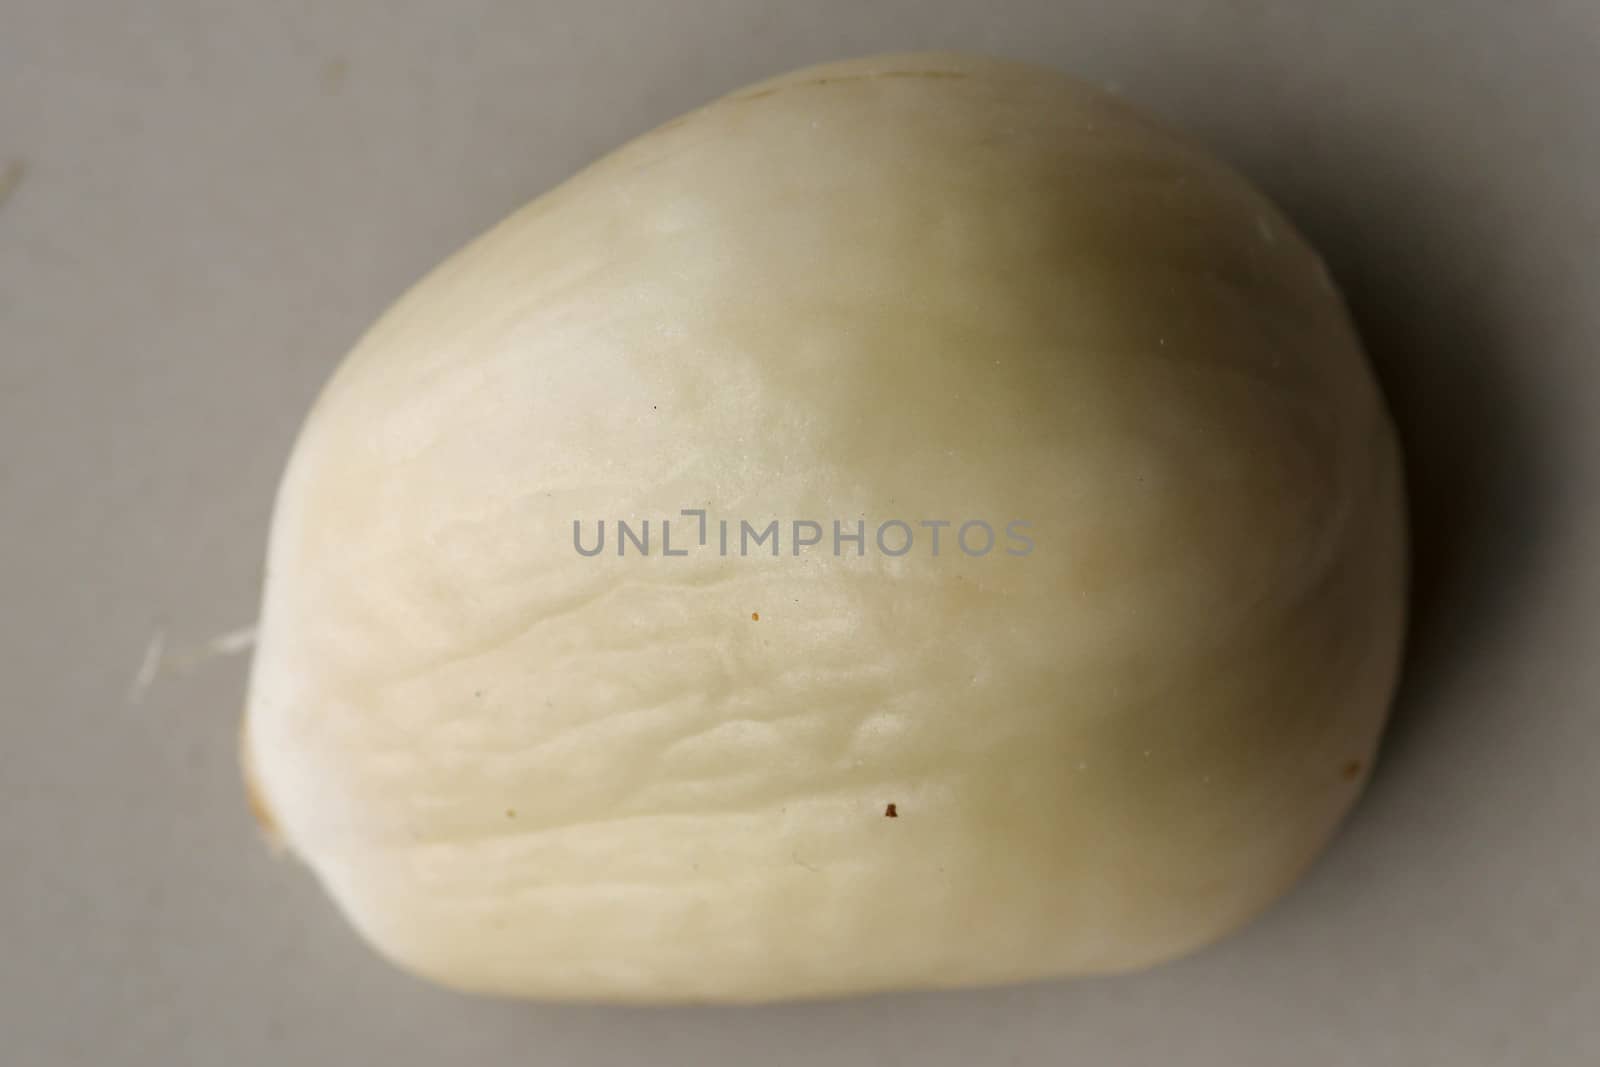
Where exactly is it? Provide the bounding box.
[3,2,1597,1063]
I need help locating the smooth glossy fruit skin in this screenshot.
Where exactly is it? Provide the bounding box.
[242,52,1406,1003]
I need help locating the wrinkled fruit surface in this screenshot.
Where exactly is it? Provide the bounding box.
[243,52,1407,1003]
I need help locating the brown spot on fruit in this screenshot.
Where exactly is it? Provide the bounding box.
[239,721,285,850]
[751,612,760,621]
[1342,760,1363,781]
[884,803,898,818]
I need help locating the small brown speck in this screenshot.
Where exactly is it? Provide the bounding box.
[751,612,759,621]
[321,58,349,93]
[884,803,898,818]
[1342,760,1363,781]
[0,159,26,211]
[239,724,283,849]
[505,808,517,818]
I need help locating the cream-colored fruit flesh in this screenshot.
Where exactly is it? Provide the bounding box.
[243,52,1406,1002]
